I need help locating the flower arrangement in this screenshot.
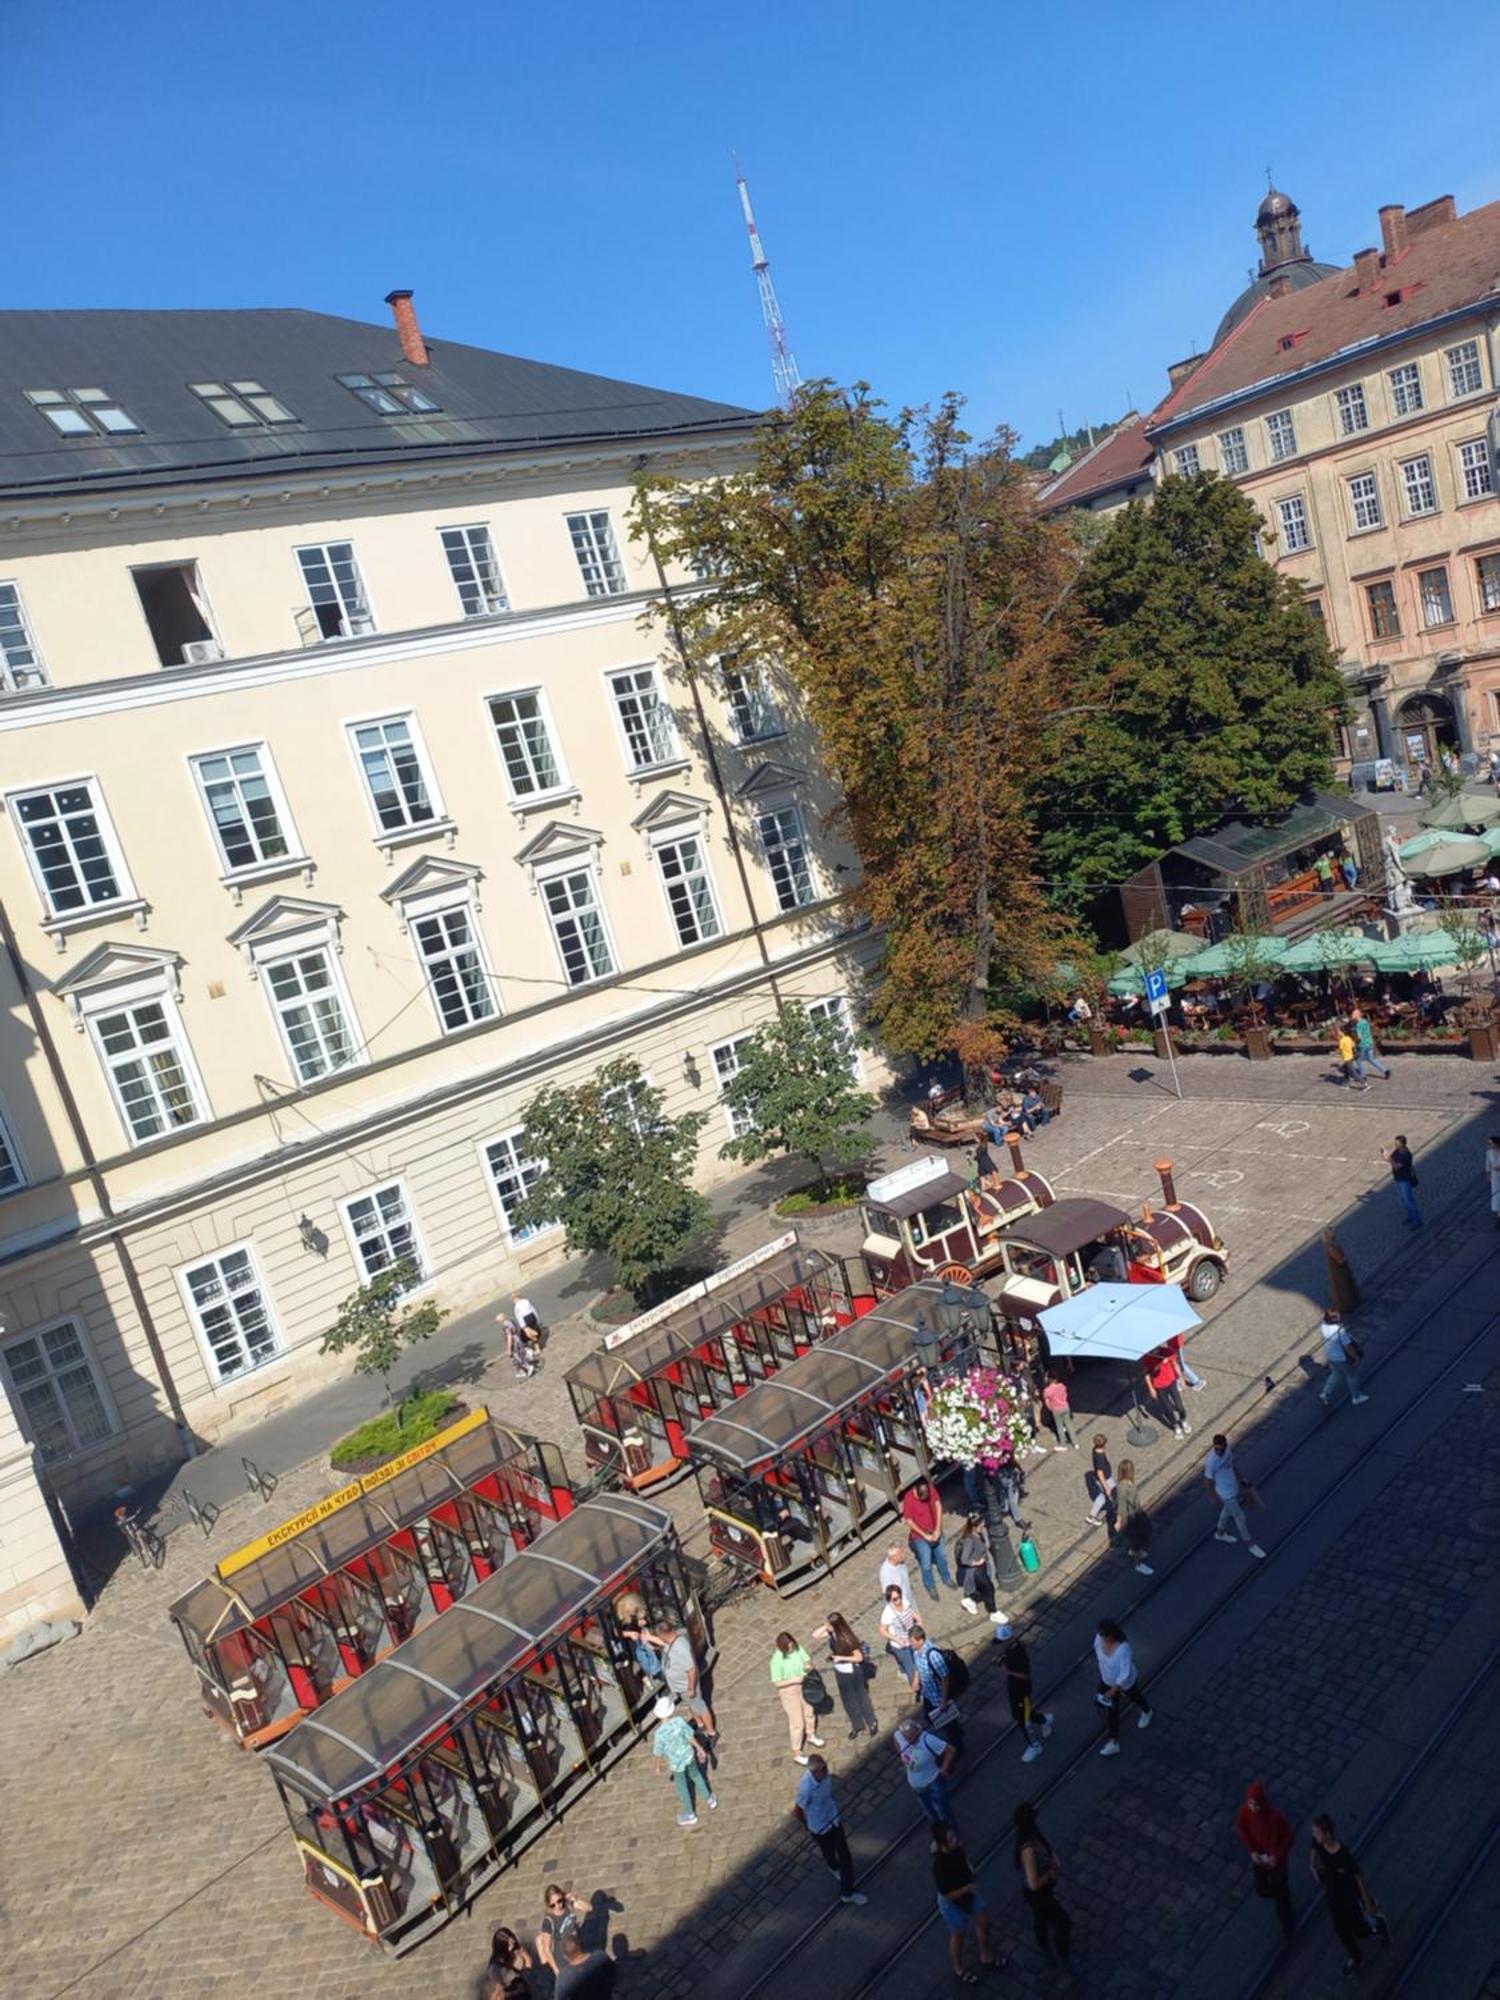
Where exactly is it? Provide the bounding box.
[922,1365,1034,1471]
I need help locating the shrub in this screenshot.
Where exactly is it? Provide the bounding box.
[330,1391,458,1469]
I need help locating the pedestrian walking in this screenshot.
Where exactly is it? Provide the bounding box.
[1113,1458,1154,1574]
[1166,1330,1207,1392]
[1309,1813,1390,1975]
[1084,1433,1116,1528]
[1379,1135,1423,1227]
[1042,1369,1078,1450]
[504,1317,536,1381]
[975,1137,999,1184]
[1318,1310,1369,1410]
[1144,1348,1191,1438]
[1235,1780,1295,1941]
[880,1584,919,1683]
[481,1926,534,2000]
[894,1715,959,1828]
[1321,1226,1361,1317]
[954,1510,1010,1627]
[908,1623,962,1731]
[931,1823,999,1983]
[1094,1617,1152,1754]
[535,1886,589,1980]
[792,1754,867,1906]
[1203,1434,1268,1557]
[1013,1801,1075,1972]
[769,1631,824,1764]
[878,1541,915,1610]
[1002,1633,1053,1764]
[554,1931,616,2000]
[901,1477,955,1599]
[1485,1134,1500,1231]
[650,1694,717,1828]
[811,1611,879,1739]
[653,1617,716,1738]
[1350,1006,1390,1080]
[511,1293,544,1351]
[1316,852,1335,899]
[1335,1025,1367,1089]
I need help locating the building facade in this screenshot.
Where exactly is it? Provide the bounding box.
[0,296,880,1581]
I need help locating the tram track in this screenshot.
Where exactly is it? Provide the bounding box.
[732,1191,1500,2000]
[1388,1812,1500,1998]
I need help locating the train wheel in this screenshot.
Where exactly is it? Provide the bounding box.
[933,1262,976,1286]
[1187,1258,1223,1302]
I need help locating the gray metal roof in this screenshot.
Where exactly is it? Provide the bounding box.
[0,307,756,497]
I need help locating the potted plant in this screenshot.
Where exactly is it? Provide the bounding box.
[1222,929,1278,1060]
[1448,922,1497,1060]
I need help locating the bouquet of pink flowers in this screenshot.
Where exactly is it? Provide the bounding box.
[922,1366,1034,1471]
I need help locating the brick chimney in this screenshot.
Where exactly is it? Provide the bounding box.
[1166,355,1201,391]
[1378,205,1408,258]
[384,288,429,368]
[1353,246,1382,291]
[1407,195,1456,237]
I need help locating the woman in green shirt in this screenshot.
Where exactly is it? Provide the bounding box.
[770,1630,825,1763]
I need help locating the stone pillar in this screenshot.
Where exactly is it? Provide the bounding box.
[1369,693,1394,761]
[0,1391,85,1646]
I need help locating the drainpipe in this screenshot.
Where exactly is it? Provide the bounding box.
[0,899,194,1455]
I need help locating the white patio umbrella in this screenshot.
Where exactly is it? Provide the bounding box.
[1037,1283,1202,1362]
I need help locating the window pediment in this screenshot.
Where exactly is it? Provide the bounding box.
[54,941,183,1024]
[380,855,484,931]
[515,820,604,891]
[736,760,807,802]
[227,895,344,974]
[631,789,712,842]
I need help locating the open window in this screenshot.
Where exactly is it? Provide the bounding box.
[133,562,220,666]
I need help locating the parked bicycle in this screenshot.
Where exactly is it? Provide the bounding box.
[114,1502,166,1571]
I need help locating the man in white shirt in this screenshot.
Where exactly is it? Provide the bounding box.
[1319,1311,1368,1409]
[879,1543,915,1610]
[1202,1434,1266,1559]
[893,1717,958,1827]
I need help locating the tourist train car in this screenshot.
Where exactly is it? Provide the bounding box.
[264,1495,704,1955]
[687,1277,994,1594]
[168,1409,574,1750]
[993,1163,1228,1343]
[860,1140,1055,1295]
[563,1234,878,1492]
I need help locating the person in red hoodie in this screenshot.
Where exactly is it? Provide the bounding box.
[1235,1780,1295,1940]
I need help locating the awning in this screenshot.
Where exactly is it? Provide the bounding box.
[1178,935,1290,979]
[1038,1283,1201,1361]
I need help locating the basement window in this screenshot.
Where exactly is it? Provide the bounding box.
[132,562,219,667]
[337,372,440,415]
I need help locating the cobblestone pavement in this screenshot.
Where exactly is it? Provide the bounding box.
[6,1050,1499,2000]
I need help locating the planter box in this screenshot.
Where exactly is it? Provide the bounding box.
[1469,1021,1498,1062]
[1244,1024,1273,1062]
[1152,1027,1172,1060]
[1088,1026,1114,1058]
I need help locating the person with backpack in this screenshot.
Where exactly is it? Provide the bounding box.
[894,1716,960,1829]
[908,1623,969,1737]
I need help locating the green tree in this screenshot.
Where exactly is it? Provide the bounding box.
[511,1059,711,1303]
[319,1262,447,1423]
[634,384,1086,1065]
[1035,473,1349,907]
[717,1003,878,1195]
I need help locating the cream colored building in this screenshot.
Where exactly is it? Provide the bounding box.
[0,295,879,1613]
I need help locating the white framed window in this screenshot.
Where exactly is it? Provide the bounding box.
[1347,472,1383,532]
[91,998,206,1144]
[757,804,816,911]
[25,386,139,436]
[1458,439,1494,502]
[349,714,440,834]
[190,745,297,875]
[1477,553,1500,614]
[339,1181,426,1286]
[540,867,616,986]
[440,524,509,618]
[296,542,372,641]
[722,662,784,743]
[1418,566,1454,628]
[1335,384,1369,436]
[10,781,130,918]
[608,666,680,772]
[710,1034,757,1137]
[1173,445,1200,476]
[488,690,567,800]
[1217,427,1248,475]
[179,1245,281,1383]
[1445,339,1484,399]
[0,1105,25,1192]
[481,1128,554,1244]
[190,380,297,428]
[1388,362,1424,416]
[1277,495,1311,552]
[412,904,496,1030]
[566,510,626,597]
[338,371,439,415]
[0,583,47,691]
[1265,409,1297,461]
[2,1321,114,1462]
[603,1072,656,1140]
[1400,455,1437,517]
[806,994,861,1080]
[263,949,359,1081]
[655,833,723,946]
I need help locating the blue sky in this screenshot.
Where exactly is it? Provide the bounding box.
[9,1,1500,451]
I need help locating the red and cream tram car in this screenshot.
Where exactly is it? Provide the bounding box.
[860,1141,1054,1296]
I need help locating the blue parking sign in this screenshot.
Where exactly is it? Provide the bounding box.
[1144,968,1169,1010]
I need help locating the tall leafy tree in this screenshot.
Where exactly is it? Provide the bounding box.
[1036,473,1348,906]
[635,385,1086,1066]
[718,1003,877,1195]
[511,1059,711,1303]
[319,1263,447,1422]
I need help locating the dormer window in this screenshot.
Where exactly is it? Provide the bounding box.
[25,387,140,437]
[191,381,297,428]
[337,372,440,415]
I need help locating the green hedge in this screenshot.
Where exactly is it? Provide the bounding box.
[329,1390,458,1469]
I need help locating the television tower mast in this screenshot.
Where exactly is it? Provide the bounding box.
[734,160,801,406]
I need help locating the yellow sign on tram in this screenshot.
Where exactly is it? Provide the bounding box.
[216,1406,490,1580]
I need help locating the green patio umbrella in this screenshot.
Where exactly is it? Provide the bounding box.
[1176,934,1289,978]
[1369,930,1469,973]
[1483,824,1500,861]
[1399,834,1488,878]
[1280,929,1378,973]
[1420,792,1500,832]
[1115,928,1203,970]
[1107,958,1190,997]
